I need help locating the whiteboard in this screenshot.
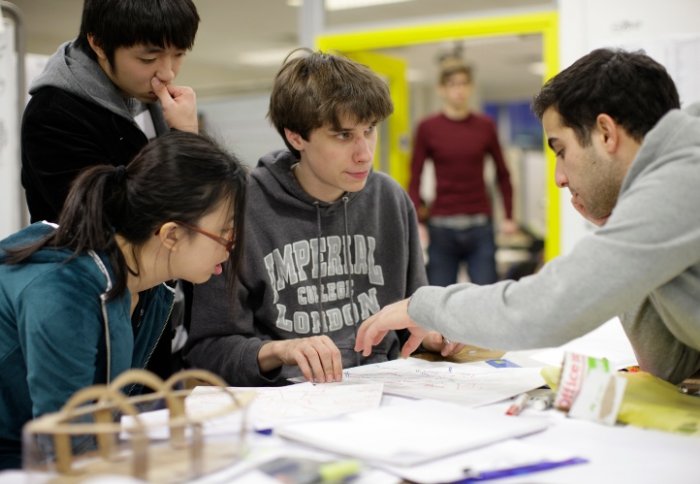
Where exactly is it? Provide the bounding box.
[558,0,700,255]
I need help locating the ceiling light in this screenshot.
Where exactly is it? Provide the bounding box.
[406,68,426,83]
[238,48,295,67]
[325,0,413,11]
[528,61,545,77]
[287,0,414,11]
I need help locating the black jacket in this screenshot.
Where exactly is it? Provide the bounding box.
[21,86,151,223]
[20,40,168,223]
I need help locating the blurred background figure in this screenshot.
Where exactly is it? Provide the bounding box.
[409,59,517,286]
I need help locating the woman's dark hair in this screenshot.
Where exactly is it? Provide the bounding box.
[74,0,200,66]
[7,131,247,299]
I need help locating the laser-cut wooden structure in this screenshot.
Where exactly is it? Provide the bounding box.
[23,369,254,482]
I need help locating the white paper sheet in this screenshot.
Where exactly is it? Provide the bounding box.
[122,382,384,439]
[340,357,545,406]
[528,318,637,369]
[381,439,582,484]
[189,381,384,430]
[275,399,549,466]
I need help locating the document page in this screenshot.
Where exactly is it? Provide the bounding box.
[341,357,545,406]
[276,398,549,466]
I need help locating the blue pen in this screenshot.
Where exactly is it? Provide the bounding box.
[455,457,588,482]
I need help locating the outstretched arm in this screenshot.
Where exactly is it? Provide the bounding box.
[355,298,429,358]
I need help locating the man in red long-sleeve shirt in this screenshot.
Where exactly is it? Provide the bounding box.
[408,62,517,285]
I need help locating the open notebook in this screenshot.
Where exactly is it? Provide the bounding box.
[275,398,549,466]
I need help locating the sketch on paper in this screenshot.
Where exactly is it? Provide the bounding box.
[341,358,545,407]
[188,381,384,431]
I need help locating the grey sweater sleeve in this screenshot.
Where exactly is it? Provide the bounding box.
[184,267,283,386]
[408,151,700,381]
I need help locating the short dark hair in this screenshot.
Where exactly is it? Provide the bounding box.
[74,0,200,66]
[532,48,680,145]
[7,132,247,298]
[268,49,394,158]
[439,62,472,85]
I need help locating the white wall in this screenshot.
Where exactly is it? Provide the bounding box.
[198,93,284,169]
[557,0,700,254]
[0,14,21,239]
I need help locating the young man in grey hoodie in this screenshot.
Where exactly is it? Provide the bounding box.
[21,0,200,223]
[185,51,461,386]
[355,48,700,385]
[20,0,200,380]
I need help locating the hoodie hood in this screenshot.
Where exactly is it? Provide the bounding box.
[0,221,68,265]
[29,41,166,131]
[0,222,116,293]
[621,102,700,195]
[255,150,361,213]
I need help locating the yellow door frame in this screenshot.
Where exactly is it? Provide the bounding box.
[344,51,410,186]
[317,11,561,259]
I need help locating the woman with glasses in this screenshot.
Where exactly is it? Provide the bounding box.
[0,131,246,469]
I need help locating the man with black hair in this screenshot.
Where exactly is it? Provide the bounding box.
[356,48,700,385]
[22,0,200,223]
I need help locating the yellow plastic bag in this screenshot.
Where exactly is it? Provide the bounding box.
[542,366,700,436]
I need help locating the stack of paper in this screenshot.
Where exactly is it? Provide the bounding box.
[275,399,549,466]
[340,357,546,407]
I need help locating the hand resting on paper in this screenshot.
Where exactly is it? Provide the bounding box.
[259,335,343,384]
[355,298,458,358]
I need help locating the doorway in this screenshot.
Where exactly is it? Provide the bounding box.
[317,11,560,260]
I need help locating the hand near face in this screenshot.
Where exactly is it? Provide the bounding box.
[151,77,198,133]
[420,331,465,357]
[264,336,343,383]
[355,298,429,358]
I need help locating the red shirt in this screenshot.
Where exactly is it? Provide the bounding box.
[408,112,513,221]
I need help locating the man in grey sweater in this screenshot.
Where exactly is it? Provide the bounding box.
[356,48,700,384]
[185,51,460,386]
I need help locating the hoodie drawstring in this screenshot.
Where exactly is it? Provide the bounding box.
[314,202,328,333]
[341,197,355,316]
[314,197,356,352]
[341,196,360,366]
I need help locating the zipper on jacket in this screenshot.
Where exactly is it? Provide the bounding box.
[89,250,114,385]
[132,285,176,396]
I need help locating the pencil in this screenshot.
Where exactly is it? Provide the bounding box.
[505,393,529,416]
